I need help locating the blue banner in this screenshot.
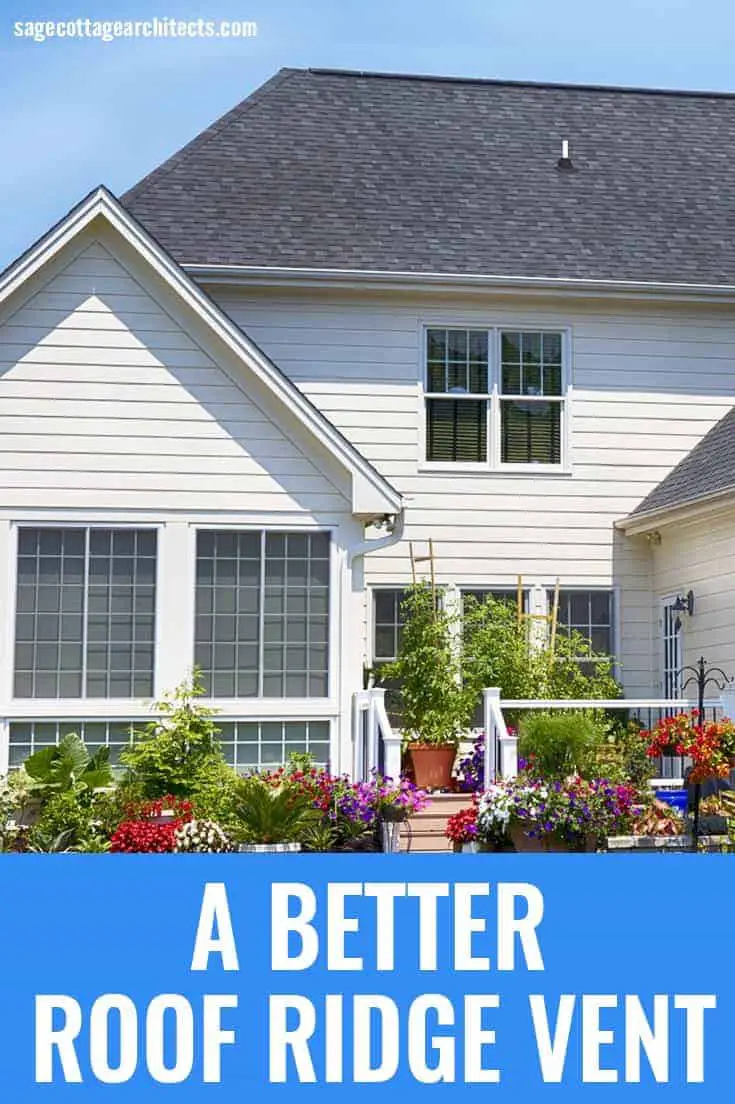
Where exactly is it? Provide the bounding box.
[1,854,730,1099]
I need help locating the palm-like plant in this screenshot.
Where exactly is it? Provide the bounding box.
[233,778,317,844]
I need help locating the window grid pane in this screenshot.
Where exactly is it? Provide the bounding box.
[217,719,330,772]
[426,328,488,395]
[373,589,408,662]
[8,719,136,767]
[14,528,156,700]
[551,590,614,659]
[195,531,330,699]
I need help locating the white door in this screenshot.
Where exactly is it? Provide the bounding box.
[660,596,683,699]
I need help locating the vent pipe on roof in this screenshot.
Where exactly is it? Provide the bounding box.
[557,139,575,172]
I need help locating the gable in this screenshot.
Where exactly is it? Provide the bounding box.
[0,239,350,517]
[0,188,401,519]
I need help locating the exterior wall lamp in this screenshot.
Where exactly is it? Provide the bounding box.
[672,590,695,617]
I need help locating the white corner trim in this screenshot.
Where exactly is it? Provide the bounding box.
[0,187,402,520]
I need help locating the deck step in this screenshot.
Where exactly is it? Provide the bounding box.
[400,793,473,853]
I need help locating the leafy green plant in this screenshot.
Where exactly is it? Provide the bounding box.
[120,673,227,798]
[232,777,318,844]
[23,733,112,800]
[27,787,112,853]
[381,582,467,746]
[27,828,77,853]
[461,592,620,708]
[518,711,609,778]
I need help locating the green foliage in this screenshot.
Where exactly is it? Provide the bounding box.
[591,720,654,792]
[23,733,112,800]
[232,777,318,844]
[518,711,611,778]
[461,592,620,709]
[27,787,112,852]
[120,673,228,798]
[381,583,467,745]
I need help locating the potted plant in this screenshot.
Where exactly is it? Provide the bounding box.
[642,711,733,782]
[363,773,430,852]
[232,775,317,852]
[381,583,467,789]
[445,804,479,852]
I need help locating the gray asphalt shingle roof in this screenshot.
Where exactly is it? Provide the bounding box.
[630,406,735,518]
[123,67,735,282]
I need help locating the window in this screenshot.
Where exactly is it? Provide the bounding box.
[425,329,489,462]
[424,328,567,467]
[218,720,330,772]
[8,719,137,768]
[14,528,156,699]
[373,588,409,662]
[501,332,563,464]
[195,530,330,698]
[461,588,523,612]
[551,590,614,666]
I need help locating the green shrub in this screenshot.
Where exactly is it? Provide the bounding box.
[381,582,467,746]
[232,776,318,844]
[23,733,112,801]
[518,711,610,778]
[120,674,227,798]
[27,787,111,852]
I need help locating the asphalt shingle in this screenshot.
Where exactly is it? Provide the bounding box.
[123,67,735,283]
[630,406,735,518]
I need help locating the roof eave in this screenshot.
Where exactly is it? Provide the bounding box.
[617,486,735,535]
[184,262,735,304]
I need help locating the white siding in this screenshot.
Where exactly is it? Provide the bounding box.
[651,508,735,696]
[0,244,349,518]
[212,285,735,695]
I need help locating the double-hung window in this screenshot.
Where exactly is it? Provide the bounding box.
[425,328,567,467]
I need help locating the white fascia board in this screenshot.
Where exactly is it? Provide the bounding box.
[617,487,735,535]
[0,188,403,521]
[185,261,735,305]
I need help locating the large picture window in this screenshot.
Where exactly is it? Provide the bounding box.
[194,530,330,698]
[14,527,156,699]
[424,327,567,467]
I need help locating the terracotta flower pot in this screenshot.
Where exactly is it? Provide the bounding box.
[509,824,591,853]
[408,743,456,789]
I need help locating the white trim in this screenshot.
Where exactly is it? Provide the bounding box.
[417,322,572,473]
[185,261,735,304]
[617,487,735,535]
[0,188,402,519]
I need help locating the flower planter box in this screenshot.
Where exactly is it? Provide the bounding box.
[238,842,302,854]
[509,825,594,853]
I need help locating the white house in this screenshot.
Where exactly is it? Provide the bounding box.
[3,68,735,774]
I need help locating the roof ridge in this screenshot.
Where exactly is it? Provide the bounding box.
[121,67,300,206]
[306,65,735,100]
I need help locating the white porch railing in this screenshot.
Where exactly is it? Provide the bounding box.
[352,688,401,782]
[484,693,735,788]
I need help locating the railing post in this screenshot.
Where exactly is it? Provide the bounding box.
[370,688,402,780]
[499,732,519,779]
[483,688,500,785]
[720,687,735,720]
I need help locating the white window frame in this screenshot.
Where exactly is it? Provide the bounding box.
[660,594,684,699]
[418,323,573,474]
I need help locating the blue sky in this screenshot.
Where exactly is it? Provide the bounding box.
[3,0,735,268]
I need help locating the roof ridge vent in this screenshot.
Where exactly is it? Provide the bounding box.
[557,138,576,172]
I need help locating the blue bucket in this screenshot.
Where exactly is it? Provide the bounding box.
[655,788,688,814]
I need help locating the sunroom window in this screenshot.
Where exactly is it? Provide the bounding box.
[194,530,330,698]
[424,328,567,467]
[14,528,156,699]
